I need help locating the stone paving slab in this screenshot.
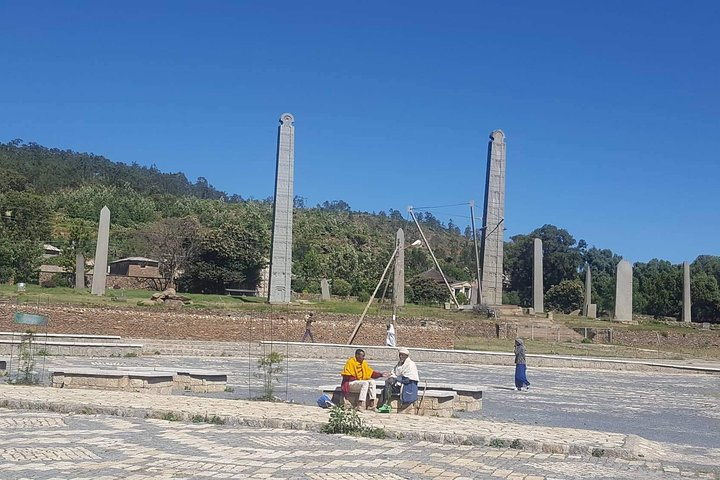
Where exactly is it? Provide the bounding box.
[0,408,717,479]
[0,384,659,460]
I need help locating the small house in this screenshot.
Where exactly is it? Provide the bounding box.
[108,257,161,278]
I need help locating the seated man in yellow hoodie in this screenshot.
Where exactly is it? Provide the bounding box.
[340,349,388,409]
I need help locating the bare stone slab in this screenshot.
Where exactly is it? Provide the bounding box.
[479,130,506,305]
[91,206,110,296]
[614,260,633,322]
[320,279,330,301]
[268,113,295,304]
[586,303,597,319]
[75,253,84,290]
[533,238,543,313]
[583,262,592,316]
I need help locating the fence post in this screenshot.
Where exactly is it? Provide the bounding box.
[531,324,534,341]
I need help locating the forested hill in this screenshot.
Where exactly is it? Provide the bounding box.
[0,139,233,200]
[1,139,719,322]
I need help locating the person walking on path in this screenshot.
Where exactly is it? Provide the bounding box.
[302,313,315,343]
[514,338,530,391]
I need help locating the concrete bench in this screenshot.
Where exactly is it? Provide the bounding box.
[51,368,174,395]
[319,384,457,418]
[116,366,229,393]
[416,382,483,411]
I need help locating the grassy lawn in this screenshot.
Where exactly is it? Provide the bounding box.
[0,284,464,319]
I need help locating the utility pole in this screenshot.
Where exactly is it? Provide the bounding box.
[469,201,483,305]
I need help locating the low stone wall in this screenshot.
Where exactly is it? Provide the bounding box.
[0,305,454,349]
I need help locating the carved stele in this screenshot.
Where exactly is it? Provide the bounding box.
[268,113,295,304]
[479,130,506,305]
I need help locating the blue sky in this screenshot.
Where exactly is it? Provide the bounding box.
[1,1,718,264]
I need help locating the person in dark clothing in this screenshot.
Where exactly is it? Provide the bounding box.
[514,338,530,391]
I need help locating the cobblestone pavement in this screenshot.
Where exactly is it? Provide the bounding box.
[0,409,717,480]
[41,355,720,447]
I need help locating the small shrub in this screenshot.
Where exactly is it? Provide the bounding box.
[123,352,138,358]
[489,438,506,448]
[592,448,605,458]
[161,412,180,422]
[321,406,385,438]
[208,415,225,425]
[581,338,592,344]
[36,349,50,356]
[154,350,161,355]
[455,292,468,305]
[191,414,205,423]
[224,386,235,393]
[509,439,522,449]
[255,351,284,400]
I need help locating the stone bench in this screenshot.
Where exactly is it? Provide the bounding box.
[117,367,228,393]
[417,382,483,411]
[319,384,457,417]
[51,368,174,395]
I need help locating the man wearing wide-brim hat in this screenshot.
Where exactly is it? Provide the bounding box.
[377,347,420,412]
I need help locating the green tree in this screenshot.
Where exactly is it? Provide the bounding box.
[331,278,352,297]
[691,272,720,322]
[545,280,584,313]
[633,260,682,319]
[408,277,449,305]
[504,224,583,306]
[177,217,269,294]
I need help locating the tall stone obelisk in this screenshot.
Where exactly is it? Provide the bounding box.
[479,130,506,305]
[91,206,110,296]
[393,228,405,308]
[614,260,633,322]
[532,238,543,313]
[682,261,691,323]
[583,262,592,315]
[268,113,295,304]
